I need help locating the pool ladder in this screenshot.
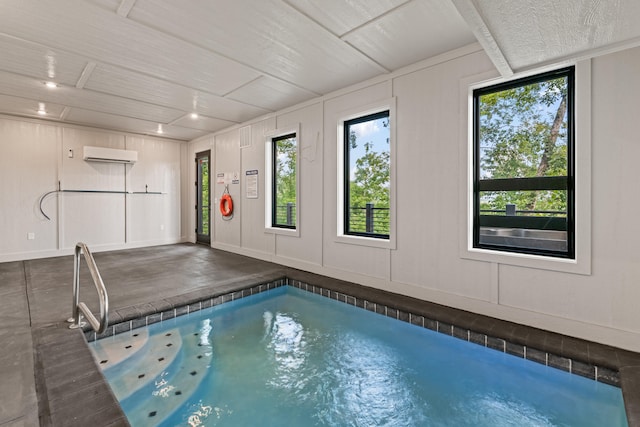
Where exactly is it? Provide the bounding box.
[67,242,109,334]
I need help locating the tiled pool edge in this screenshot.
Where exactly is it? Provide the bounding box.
[84,278,287,341]
[86,277,620,388]
[287,278,620,387]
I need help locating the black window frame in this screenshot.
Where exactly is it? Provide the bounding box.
[343,110,390,239]
[271,132,297,229]
[473,67,575,258]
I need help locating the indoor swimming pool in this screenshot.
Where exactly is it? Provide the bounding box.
[90,286,627,426]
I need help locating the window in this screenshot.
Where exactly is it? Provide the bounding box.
[343,110,390,239]
[265,127,299,235]
[473,67,574,258]
[272,133,297,228]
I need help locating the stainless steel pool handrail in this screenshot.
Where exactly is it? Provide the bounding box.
[68,242,109,334]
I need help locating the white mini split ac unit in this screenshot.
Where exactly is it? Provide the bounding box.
[83,146,138,164]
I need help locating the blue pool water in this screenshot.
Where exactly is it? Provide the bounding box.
[91,287,627,426]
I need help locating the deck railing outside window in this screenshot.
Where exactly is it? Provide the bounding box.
[275,203,390,234]
[348,204,390,235]
[480,204,566,218]
[276,204,563,236]
[274,203,297,227]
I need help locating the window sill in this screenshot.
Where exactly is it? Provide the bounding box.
[265,226,299,237]
[460,246,590,275]
[335,234,396,250]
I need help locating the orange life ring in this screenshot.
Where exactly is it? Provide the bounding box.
[219,193,233,217]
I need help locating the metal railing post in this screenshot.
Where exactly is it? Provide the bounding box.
[286,202,294,226]
[67,242,109,334]
[365,203,374,233]
[68,244,81,326]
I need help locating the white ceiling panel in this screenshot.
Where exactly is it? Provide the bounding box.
[226,76,318,111]
[127,0,386,93]
[344,0,476,70]
[149,125,206,141]
[0,94,66,120]
[65,108,206,141]
[0,1,261,95]
[84,64,270,123]
[284,0,409,37]
[470,0,640,70]
[0,71,184,124]
[171,115,236,133]
[0,35,87,86]
[1,0,636,141]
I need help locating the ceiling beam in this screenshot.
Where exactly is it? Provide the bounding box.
[450,0,513,77]
[117,0,137,18]
[60,106,71,120]
[75,61,97,89]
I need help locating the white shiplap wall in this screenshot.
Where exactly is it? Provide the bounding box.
[190,45,640,352]
[0,119,185,261]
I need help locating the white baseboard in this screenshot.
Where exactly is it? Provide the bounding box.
[0,237,185,263]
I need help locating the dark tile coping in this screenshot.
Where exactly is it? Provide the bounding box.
[84,278,287,340]
[47,269,640,426]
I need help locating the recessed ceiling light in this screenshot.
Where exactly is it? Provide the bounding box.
[190,112,199,119]
[45,81,58,89]
[37,102,47,115]
[157,124,164,134]
[37,109,47,116]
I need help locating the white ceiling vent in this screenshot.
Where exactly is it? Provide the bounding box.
[83,146,138,164]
